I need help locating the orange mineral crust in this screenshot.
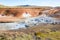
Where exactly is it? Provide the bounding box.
[0,7,60,22]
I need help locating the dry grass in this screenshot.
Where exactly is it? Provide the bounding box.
[0,24,60,40]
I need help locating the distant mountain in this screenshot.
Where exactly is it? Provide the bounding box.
[0,4,36,8]
[0,5,5,7]
[0,4,53,8]
[17,5,45,7]
[0,4,9,8]
[18,5,31,7]
[54,7,60,9]
[16,5,52,8]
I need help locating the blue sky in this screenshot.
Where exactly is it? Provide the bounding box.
[0,0,60,6]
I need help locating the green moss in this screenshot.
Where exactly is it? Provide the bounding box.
[34,31,60,40]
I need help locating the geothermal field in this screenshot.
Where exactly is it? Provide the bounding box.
[0,6,60,40]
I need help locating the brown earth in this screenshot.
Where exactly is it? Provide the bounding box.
[0,8,60,22]
[0,8,46,22]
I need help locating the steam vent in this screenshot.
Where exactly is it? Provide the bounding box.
[0,7,60,30]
